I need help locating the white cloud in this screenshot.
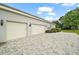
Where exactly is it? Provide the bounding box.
[45,16,60,21]
[67,9,71,12]
[55,3,61,4]
[76,4,79,7]
[61,3,76,6]
[55,17,60,20]
[37,6,56,16]
[45,17,54,21]
[37,11,42,14]
[48,12,56,15]
[38,7,53,12]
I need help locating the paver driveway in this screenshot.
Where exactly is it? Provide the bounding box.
[0,32,79,55]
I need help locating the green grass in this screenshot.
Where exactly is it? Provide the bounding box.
[62,30,79,34]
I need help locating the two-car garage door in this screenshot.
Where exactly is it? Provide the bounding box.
[31,24,45,35]
[6,21,46,40]
[6,21,27,40]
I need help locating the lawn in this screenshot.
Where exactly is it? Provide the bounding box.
[62,30,79,34]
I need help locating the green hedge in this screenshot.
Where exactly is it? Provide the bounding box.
[45,28,61,33]
[51,28,61,32]
[45,30,52,33]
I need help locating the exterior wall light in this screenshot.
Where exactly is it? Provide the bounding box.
[29,24,31,27]
[0,19,4,26]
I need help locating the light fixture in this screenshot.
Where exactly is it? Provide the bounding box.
[0,19,4,26]
[29,24,31,27]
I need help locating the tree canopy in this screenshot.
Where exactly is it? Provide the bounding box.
[57,7,79,29]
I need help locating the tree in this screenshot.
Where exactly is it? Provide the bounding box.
[58,7,79,30]
[52,21,62,28]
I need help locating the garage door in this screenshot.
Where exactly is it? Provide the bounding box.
[31,24,45,35]
[6,21,27,40]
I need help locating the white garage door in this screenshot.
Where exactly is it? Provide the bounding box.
[31,24,45,35]
[6,21,27,40]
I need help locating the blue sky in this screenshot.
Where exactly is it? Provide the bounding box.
[4,3,79,21]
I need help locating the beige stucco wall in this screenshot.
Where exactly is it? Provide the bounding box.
[0,9,50,26]
[0,9,50,36]
[0,10,28,23]
[51,23,56,28]
[0,7,50,42]
[30,18,50,26]
[0,14,6,42]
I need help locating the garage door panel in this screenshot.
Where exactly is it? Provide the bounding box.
[31,24,45,35]
[7,22,27,40]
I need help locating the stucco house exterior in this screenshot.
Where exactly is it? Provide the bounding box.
[50,21,56,29]
[0,4,51,43]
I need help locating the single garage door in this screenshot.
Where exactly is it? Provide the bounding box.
[6,21,27,40]
[31,24,45,35]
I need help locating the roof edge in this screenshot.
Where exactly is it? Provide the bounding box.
[0,3,50,23]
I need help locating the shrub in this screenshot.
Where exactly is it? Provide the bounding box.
[51,28,61,32]
[45,28,61,33]
[45,30,52,33]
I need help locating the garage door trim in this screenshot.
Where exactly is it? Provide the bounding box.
[6,20,28,40]
[7,20,27,24]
